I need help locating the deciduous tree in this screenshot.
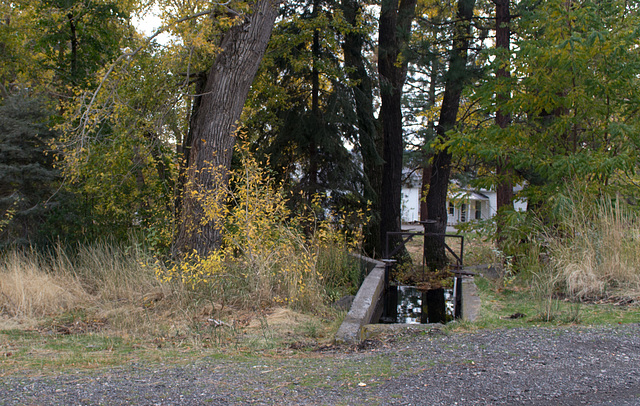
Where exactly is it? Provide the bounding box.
[174,0,279,255]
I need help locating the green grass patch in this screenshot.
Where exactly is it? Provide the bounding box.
[0,329,214,375]
[471,276,640,329]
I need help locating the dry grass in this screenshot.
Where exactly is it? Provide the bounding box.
[0,242,350,350]
[0,250,90,321]
[551,197,640,300]
[0,244,187,336]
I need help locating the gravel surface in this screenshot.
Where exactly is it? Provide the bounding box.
[1,324,639,405]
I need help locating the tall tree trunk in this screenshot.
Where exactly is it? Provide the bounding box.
[378,0,417,258]
[424,0,476,270]
[341,0,383,256]
[494,0,513,246]
[175,72,207,225]
[420,65,439,222]
[67,13,78,82]
[309,0,321,200]
[174,0,278,256]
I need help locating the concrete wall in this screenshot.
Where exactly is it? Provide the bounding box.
[334,255,481,344]
[461,276,480,322]
[334,256,386,345]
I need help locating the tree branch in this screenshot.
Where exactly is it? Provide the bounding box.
[78,6,233,141]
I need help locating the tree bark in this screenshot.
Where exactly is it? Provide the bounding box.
[424,0,476,270]
[341,0,383,256]
[308,0,321,200]
[419,65,439,222]
[174,0,279,256]
[494,0,513,246]
[378,0,417,258]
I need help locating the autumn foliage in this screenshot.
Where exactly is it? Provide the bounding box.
[157,143,366,311]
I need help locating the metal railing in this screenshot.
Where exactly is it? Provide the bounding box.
[384,220,465,273]
[382,221,466,321]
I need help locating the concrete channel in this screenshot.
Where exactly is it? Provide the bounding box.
[334,254,481,345]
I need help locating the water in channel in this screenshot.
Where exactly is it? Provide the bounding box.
[380,285,455,324]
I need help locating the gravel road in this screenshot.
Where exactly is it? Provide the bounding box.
[1,324,639,405]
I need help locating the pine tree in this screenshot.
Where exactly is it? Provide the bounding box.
[0,94,58,246]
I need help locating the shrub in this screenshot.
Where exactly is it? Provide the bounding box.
[158,144,366,312]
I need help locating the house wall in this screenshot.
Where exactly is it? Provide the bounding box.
[485,191,527,215]
[400,185,527,226]
[514,199,527,212]
[447,199,489,226]
[401,187,421,222]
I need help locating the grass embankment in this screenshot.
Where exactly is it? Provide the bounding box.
[1,236,638,377]
[466,276,640,331]
[0,242,356,375]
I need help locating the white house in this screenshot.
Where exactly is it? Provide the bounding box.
[401,174,527,225]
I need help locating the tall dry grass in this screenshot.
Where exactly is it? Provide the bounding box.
[0,250,90,319]
[0,243,186,334]
[550,196,640,300]
[1,237,360,337]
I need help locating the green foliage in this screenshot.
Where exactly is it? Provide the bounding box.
[34,0,134,86]
[54,42,181,249]
[0,94,59,246]
[1,0,135,93]
[450,0,640,212]
[0,0,177,248]
[243,0,368,210]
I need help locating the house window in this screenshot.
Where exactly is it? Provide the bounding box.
[448,202,455,216]
[461,204,467,222]
[475,201,482,220]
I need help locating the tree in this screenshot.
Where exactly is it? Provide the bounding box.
[449,0,640,247]
[174,0,279,255]
[0,0,147,246]
[341,0,383,256]
[402,0,452,224]
[244,0,361,203]
[35,0,133,87]
[378,0,417,257]
[493,0,513,246]
[0,94,58,246]
[423,0,476,270]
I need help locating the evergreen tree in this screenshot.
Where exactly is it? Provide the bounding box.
[243,0,365,217]
[0,94,58,246]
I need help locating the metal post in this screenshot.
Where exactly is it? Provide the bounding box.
[381,259,396,292]
[453,275,462,318]
[419,220,438,276]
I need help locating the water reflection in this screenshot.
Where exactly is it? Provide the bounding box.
[381,285,455,324]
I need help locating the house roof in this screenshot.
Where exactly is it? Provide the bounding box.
[468,191,490,201]
[450,190,490,201]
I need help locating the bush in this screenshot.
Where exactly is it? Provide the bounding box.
[157,144,366,312]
